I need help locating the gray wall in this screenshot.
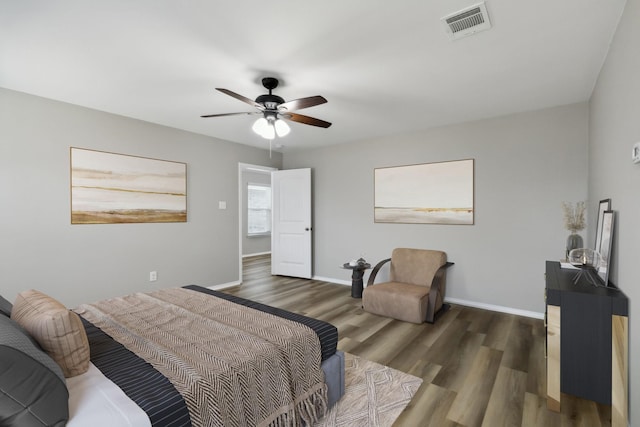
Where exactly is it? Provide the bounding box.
[0,88,282,308]
[284,103,589,316]
[241,169,271,256]
[589,0,639,421]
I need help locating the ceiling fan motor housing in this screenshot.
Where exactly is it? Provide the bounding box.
[255,94,284,109]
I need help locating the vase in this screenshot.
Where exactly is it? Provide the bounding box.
[566,233,583,259]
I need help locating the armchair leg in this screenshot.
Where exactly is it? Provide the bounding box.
[425,261,453,323]
[426,286,439,323]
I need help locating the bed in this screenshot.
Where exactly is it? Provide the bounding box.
[0,286,344,427]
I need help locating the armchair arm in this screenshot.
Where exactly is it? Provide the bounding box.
[426,262,454,323]
[366,258,391,287]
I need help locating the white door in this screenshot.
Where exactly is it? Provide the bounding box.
[271,168,312,278]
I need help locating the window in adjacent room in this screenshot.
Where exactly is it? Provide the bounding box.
[247,183,271,236]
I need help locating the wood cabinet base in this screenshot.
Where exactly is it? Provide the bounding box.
[546,305,561,412]
[612,315,628,427]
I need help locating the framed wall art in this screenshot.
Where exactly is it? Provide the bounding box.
[374,159,474,225]
[597,210,615,286]
[594,198,611,252]
[70,148,187,224]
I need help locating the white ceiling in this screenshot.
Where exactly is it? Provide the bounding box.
[0,0,626,152]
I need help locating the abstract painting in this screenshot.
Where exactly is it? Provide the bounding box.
[374,159,474,225]
[71,148,187,224]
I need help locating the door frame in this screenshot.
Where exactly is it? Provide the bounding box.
[238,162,278,282]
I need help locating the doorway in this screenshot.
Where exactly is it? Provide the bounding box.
[238,163,277,281]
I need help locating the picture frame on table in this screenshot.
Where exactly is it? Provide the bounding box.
[597,210,615,286]
[594,198,611,253]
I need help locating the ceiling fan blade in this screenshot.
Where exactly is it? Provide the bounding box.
[200,112,257,118]
[283,112,332,128]
[278,95,327,112]
[216,88,264,110]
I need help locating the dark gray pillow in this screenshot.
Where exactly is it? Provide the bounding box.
[0,295,12,317]
[0,315,69,427]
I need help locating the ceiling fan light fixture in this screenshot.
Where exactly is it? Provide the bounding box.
[253,117,275,139]
[262,123,275,139]
[274,119,290,137]
[252,117,270,137]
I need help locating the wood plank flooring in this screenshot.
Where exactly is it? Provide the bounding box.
[228,255,611,426]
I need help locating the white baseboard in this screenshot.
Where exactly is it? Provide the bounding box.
[313,275,544,320]
[206,280,241,290]
[242,251,271,258]
[312,275,351,286]
[444,297,544,320]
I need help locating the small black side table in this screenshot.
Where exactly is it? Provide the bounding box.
[342,262,371,298]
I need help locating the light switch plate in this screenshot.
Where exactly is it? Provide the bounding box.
[218,201,227,209]
[633,142,640,164]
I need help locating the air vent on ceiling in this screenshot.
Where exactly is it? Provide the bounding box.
[441,2,491,40]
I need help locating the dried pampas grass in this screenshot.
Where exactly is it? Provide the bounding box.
[562,201,586,233]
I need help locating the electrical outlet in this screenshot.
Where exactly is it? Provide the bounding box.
[149,271,157,282]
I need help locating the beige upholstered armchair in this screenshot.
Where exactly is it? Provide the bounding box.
[362,248,453,324]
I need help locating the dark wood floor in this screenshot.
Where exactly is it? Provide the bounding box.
[227,255,611,427]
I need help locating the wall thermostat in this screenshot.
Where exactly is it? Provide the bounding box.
[633,142,640,164]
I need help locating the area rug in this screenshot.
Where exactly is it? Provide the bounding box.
[315,353,423,427]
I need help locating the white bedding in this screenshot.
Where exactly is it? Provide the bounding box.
[67,363,151,427]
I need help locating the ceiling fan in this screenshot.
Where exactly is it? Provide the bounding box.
[201,77,331,139]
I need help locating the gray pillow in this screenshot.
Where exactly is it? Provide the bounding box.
[0,315,69,426]
[0,295,12,317]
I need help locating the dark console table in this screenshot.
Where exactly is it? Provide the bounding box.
[545,261,628,426]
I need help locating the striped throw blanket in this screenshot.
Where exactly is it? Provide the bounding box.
[75,288,327,426]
